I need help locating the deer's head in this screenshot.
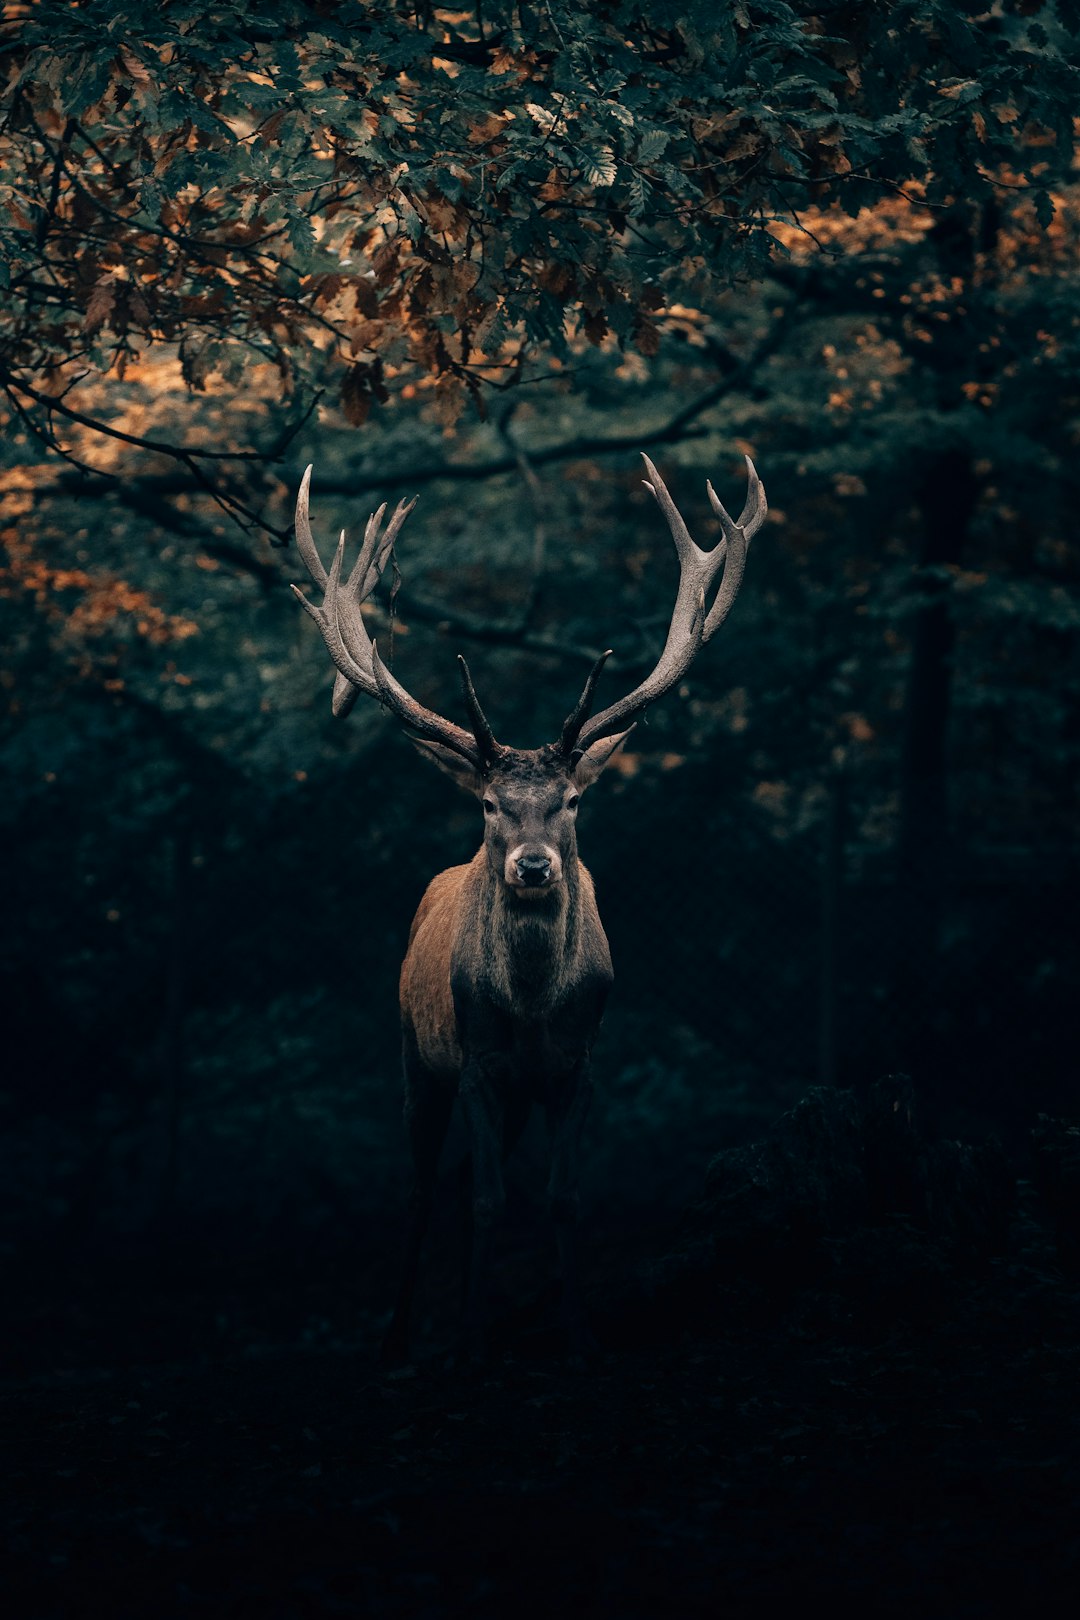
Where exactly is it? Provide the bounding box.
[408,737,627,899]
[291,455,766,897]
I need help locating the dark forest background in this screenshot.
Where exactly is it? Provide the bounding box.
[2,6,1080,1611]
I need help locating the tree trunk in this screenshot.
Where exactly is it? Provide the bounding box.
[898,446,977,884]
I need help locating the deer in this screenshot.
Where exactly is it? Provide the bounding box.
[290,452,766,1363]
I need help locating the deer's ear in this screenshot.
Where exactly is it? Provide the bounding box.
[410,737,484,795]
[571,726,635,790]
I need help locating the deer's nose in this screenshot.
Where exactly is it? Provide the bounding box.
[516,854,552,887]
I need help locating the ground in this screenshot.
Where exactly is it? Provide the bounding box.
[5,1174,1079,1618]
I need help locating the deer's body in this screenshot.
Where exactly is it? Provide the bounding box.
[289,451,766,1362]
[401,848,610,1076]
[389,749,617,1360]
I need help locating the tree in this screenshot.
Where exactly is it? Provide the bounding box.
[1,2,1074,525]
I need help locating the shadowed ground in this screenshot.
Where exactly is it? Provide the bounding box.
[6,1098,1079,1619]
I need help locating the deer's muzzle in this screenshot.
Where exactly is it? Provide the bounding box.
[517,854,552,886]
[505,847,561,891]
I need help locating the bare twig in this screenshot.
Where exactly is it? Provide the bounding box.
[379,590,657,673]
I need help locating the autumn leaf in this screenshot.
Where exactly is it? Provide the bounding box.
[432,374,464,429]
[349,319,384,356]
[84,278,116,335]
[633,314,661,357]
[341,363,373,426]
[118,48,153,92]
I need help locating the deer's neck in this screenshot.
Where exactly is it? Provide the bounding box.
[473,851,584,1015]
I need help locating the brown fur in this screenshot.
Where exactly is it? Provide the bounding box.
[399,849,608,1077]
[398,858,473,1075]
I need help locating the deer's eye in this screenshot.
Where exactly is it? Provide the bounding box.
[483,798,497,816]
[566,794,580,812]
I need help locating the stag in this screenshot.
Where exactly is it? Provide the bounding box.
[291,453,766,1362]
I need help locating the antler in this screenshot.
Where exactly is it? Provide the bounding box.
[291,465,501,769]
[561,453,766,756]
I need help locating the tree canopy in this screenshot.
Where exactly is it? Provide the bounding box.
[2,1,1076,482]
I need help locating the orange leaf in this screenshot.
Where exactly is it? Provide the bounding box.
[84,277,116,335]
[633,315,661,357]
[341,364,372,426]
[119,48,152,91]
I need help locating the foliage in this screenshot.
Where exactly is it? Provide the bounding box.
[1,0,1076,456]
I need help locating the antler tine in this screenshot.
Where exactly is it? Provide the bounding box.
[559,648,613,756]
[331,671,360,718]
[343,501,387,597]
[290,528,378,700]
[705,454,767,548]
[700,516,748,641]
[293,468,379,702]
[328,504,391,720]
[699,457,762,640]
[295,481,418,720]
[349,496,414,599]
[292,468,491,763]
[334,497,416,678]
[294,463,328,590]
[735,453,768,539]
[569,454,764,753]
[640,453,697,562]
[457,654,501,766]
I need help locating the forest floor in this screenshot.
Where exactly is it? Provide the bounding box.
[5,1175,1080,1618]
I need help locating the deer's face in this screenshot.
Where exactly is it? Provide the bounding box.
[412,735,632,898]
[480,753,579,898]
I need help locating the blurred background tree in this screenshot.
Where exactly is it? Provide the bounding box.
[1,2,1077,1294]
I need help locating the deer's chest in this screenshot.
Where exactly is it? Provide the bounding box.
[453,973,607,1099]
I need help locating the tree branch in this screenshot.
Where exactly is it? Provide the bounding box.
[397,590,607,666]
[0,363,269,462]
[311,315,797,496]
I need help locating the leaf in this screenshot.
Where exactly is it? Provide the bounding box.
[525,102,558,133]
[341,363,373,426]
[583,147,616,187]
[625,171,649,217]
[636,129,669,163]
[432,374,465,429]
[399,198,423,244]
[726,129,763,161]
[287,213,316,256]
[633,314,661,357]
[118,48,153,93]
[1034,191,1055,230]
[84,277,116,335]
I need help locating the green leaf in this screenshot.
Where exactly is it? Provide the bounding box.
[637,129,669,163]
[286,213,316,256]
[583,146,616,187]
[625,171,649,216]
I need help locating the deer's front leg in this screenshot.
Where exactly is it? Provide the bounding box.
[458,1050,510,1362]
[547,1057,595,1357]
